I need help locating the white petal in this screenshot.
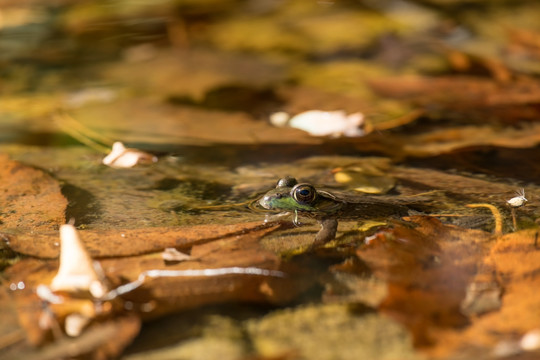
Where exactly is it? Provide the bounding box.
[521,329,540,351]
[103,141,157,168]
[269,111,290,127]
[50,224,108,298]
[288,110,364,137]
[65,313,91,337]
[102,141,127,165]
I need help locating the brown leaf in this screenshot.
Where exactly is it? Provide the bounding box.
[99,225,298,320]
[390,166,522,198]
[370,76,540,108]
[0,286,27,355]
[4,259,57,346]
[69,98,319,146]
[4,223,302,356]
[394,124,540,157]
[0,154,67,231]
[3,221,283,258]
[369,76,540,132]
[357,216,491,347]
[427,229,540,357]
[11,315,141,360]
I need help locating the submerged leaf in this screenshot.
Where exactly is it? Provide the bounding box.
[4,222,303,356]
[357,216,491,346]
[430,229,540,356]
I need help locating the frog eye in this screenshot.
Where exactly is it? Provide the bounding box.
[277,176,298,188]
[291,184,317,205]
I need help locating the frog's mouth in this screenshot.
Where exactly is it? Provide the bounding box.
[259,195,273,209]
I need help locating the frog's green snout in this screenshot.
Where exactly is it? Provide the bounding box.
[259,192,286,209]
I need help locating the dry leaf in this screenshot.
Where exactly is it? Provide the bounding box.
[427,229,540,357]
[3,223,303,357]
[3,221,283,258]
[357,216,491,347]
[0,154,67,231]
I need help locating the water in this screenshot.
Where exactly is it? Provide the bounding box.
[2,1,540,359]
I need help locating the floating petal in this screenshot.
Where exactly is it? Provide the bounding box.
[275,110,365,137]
[102,141,157,168]
[50,224,108,298]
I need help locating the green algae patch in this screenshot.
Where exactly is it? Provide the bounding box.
[291,61,389,98]
[207,5,406,56]
[247,303,419,360]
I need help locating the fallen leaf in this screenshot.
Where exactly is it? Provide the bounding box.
[396,123,540,157]
[3,223,305,357]
[427,229,540,357]
[357,216,491,347]
[101,226,295,320]
[390,166,525,199]
[104,48,285,102]
[0,154,67,231]
[10,315,141,360]
[69,98,319,146]
[370,76,540,112]
[3,221,283,258]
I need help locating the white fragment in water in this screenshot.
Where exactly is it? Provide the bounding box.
[493,340,522,357]
[36,284,64,304]
[50,224,108,298]
[273,110,365,137]
[507,188,528,208]
[162,247,191,262]
[141,302,156,313]
[64,87,117,108]
[521,329,540,351]
[269,111,290,127]
[102,267,285,300]
[102,141,158,168]
[65,313,91,337]
[364,234,378,245]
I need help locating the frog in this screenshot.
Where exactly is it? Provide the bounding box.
[259,176,420,247]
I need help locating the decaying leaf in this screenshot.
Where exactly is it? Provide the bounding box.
[356,216,492,346]
[395,123,540,157]
[390,166,526,199]
[2,222,303,358]
[427,229,540,357]
[0,154,67,231]
[350,212,540,358]
[370,76,540,121]
[3,221,283,258]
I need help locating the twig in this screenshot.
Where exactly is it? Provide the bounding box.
[466,203,503,236]
[53,112,112,154]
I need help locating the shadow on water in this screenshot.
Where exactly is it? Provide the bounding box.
[404,145,540,184]
[61,183,101,226]
[167,84,285,118]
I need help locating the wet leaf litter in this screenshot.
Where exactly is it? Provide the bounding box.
[2,1,540,359]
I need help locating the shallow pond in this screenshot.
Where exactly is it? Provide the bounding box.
[2,1,540,359]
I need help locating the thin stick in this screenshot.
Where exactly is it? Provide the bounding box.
[56,112,115,146]
[428,213,473,217]
[53,112,112,153]
[511,208,517,231]
[466,203,503,236]
[102,267,286,301]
